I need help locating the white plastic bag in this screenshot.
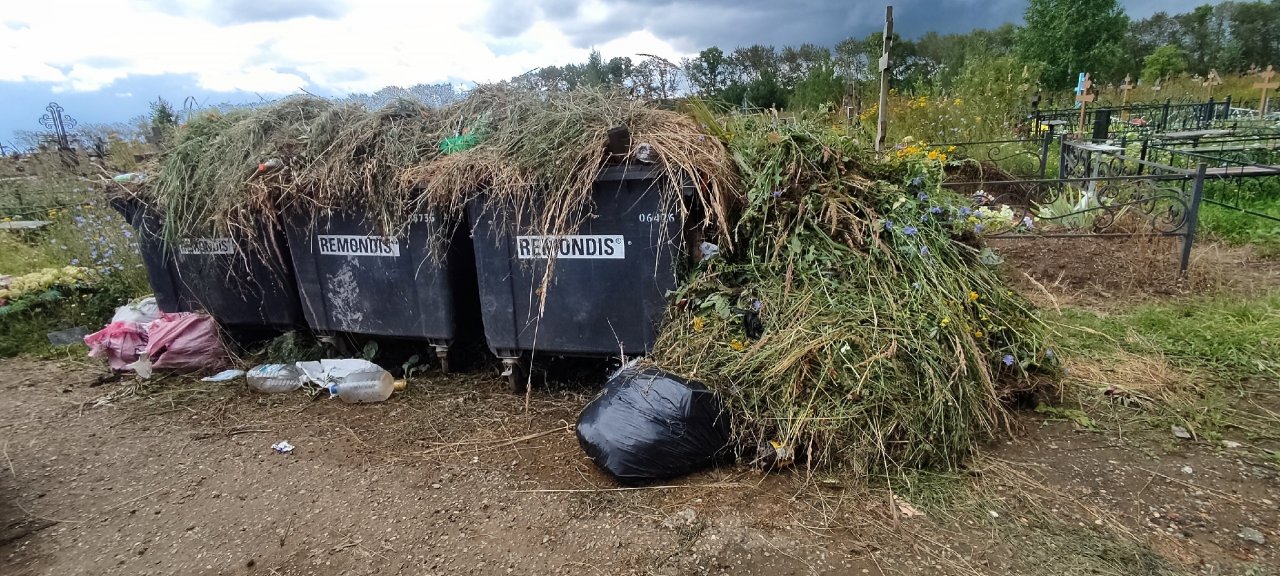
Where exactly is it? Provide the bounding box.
[111,296,161,327]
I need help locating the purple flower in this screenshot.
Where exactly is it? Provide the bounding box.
[920,214,930,223]
[122,229,133,238]
[903,226,918,236]
[1002,354,1015,367]
[771,189,783,198]
[751,299,762,312]
[929,206,943,214]
[909,176,924,188]
[74,216,85,226]
[974,223,984,234]
[884,219,894,231]
[1045,349,1055,359]
[1021,216,1034,230]
[959,207,973,217]
[70,258,79,265]
[919,246,931,256]
[917,192,929,202]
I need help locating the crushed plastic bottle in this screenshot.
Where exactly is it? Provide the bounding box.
[246,364,303,394]
[296,359,397,403]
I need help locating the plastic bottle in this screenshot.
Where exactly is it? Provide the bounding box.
[326,369,397,403]
[246,364,303,394]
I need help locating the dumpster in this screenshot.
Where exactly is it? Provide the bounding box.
[469,165,686,390]
[112,198,306,330]
[285,208,475,371]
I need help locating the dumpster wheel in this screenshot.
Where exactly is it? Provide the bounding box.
[434,345,450,374]
[501,358,526,394]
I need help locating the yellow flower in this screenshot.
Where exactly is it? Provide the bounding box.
[692,317,705,333]
[969,291,980,302]
[938,153,948,163]
[940,317,951,327]
[947,146,957,153]
[926,150,940,161]
[974,330,984,338]
[729,339,746,351]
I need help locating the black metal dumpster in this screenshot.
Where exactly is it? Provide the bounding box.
[285,208,473,369]
[469,165,686,388]
[112,198,306,330]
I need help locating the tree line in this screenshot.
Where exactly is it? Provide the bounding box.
[510,0,1280,108]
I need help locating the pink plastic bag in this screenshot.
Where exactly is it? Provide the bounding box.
[144,312,228,372]
[84,321,147,371]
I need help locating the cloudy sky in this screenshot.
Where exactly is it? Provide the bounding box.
[1,0,1214,146]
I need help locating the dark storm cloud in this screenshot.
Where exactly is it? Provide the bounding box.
[484,0,1225,52]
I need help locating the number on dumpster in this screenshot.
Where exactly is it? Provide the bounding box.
[638,213,675,223]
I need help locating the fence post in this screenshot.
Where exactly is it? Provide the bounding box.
[1223,95,1232,121]
[1161,99,1171,131]
[1057,136,1068,180]
[1179,163,1208,276]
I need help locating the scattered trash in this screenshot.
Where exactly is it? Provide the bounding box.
[297,359,396,403]
[246,364,303,393]
[255,158,283,174]
[892,494,924,518]
[201,369,246,383]
[988,510,1000,519]
[1171,425,1192,439]
[271,440,295,454]
[632,142,658,164]
[1180,465,1194,474]
[143,313,228,373]
[112,172,147,184]
[1221,440,1242,449]
[128,356,152,379]
[754,440,796,469]
[47,326,89,346]
[576,365,731,483]
[85,320,148,371]
[1238,527,1266,545]
[698,241,719,262]
[111,296,160,326]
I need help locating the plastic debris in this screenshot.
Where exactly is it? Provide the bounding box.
[201,369,246,383]
[297,359,395,403]
[576,365,731,483]
[112,172,147,184]
[632,142,658,164]
[143,313,228,373]
[698,242,720,262]
[1222,440,1242,449]
[271,440,295,454]
[246,364,303,393]
[1171,425,1192,439]
[47,326,89,346]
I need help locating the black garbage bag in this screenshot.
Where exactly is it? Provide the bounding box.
[576,366,732,483]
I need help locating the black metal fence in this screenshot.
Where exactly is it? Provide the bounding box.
[1030,97,1238,140]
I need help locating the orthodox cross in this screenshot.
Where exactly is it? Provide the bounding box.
[38,102,77,150]
[1075,73,1095,133]
[1255,65,1277,116]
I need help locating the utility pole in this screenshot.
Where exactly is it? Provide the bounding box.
[875,5,893,153]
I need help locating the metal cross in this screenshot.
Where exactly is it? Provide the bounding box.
[1255,65,1277,116]
[1075,73,1095,133]
[38,102,77,150]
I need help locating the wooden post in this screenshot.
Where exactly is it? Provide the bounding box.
[1255,65,1277,116]
[875,5,893,153]
[1075,73,1095,133]
[1119,74,1134,120]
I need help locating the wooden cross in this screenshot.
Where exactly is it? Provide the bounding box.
[1152,77,1162,92]
[1120,74,1134,111]
[1255,65,1278,116]
[1076,73,1095,133]
[1203,69,1222,98]
[1248,63,1261,76]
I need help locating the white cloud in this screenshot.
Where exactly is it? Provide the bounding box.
[0,0,693,95]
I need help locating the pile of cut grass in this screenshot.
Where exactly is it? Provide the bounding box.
[650,112,1058,473]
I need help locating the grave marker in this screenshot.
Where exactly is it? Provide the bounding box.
[1255,65,1277,116]
[1075,73,1095,133]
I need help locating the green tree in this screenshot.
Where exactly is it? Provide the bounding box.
[149,97,177,131]
[1141,44,1187,82]
[684,47,729,98]
[790,62,845,110]
[1018,0,1130,88]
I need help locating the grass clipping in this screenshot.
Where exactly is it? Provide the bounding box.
[402,86,737,240]
[649,113,1059,474]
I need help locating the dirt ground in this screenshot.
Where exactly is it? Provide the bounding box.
[0,360,1275,576]
[2,241,1278,576]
